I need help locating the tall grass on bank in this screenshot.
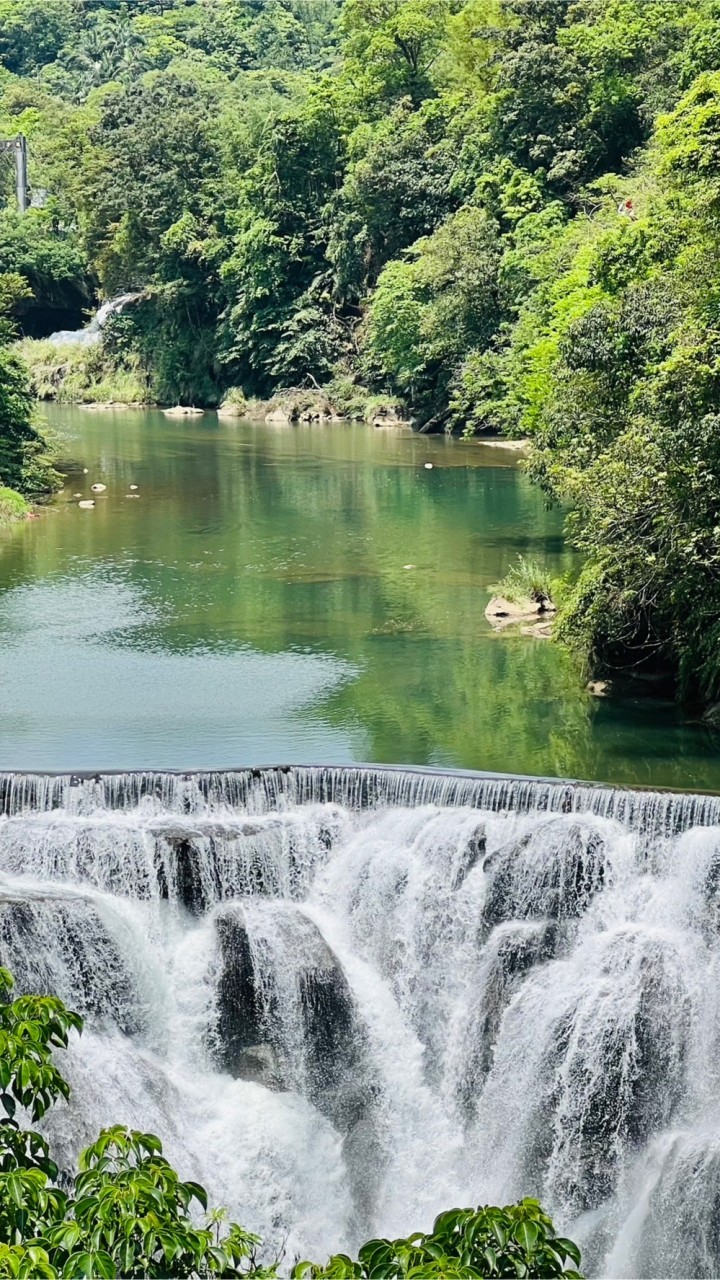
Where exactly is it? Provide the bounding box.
[17,338,152,406]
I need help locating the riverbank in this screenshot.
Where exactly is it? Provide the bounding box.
[19,337,417,429]
[17,337,152,408]
[18,338,422,429]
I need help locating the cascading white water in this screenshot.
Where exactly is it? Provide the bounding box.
[47,292,142,346]
[2,765,720,1276]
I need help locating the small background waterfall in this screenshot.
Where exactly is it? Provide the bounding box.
[2,765,720,1277]
[47,293,141,346]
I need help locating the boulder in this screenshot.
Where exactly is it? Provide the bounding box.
[486,595,542,620]
[162,405,204,418]
[368,404,405,428]
[212,904,370,1131]
[299,404,331,422]
[587,679,612,697]
[482,819,609,929]
[231,1043,282,1089]
[486,594,557,633]
[0,896,141,1035]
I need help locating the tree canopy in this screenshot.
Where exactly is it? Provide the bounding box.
[4,0,720,694]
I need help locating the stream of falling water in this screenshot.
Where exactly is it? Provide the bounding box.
[2,766,720,1277]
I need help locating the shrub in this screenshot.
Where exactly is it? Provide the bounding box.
[292,1201,583,1278]
[0,967,583,1279]
[0,486,30,524]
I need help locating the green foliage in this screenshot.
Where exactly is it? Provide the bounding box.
[292,1199,582,1278]
[0,274,58,493]
[18,336,151,405]
[0,968,584,1280]
[0,968,274,1279]
[4,0,720,696]
[0,483,28,522]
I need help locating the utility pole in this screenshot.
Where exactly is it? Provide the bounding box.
[0,135,28,213]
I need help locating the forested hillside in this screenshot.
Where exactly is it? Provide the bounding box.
[4,0,720,703]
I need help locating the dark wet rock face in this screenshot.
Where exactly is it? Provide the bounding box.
[212,902,373,1129]
[455,920,559,1117]
[0,896,141,1034]
[211,900,384,1221]
[452,824,486,890]
[482,819,609,929]
[214,909,265,1069]
[526,931,691,1215]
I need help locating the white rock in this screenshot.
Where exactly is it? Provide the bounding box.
[78,500,95,509]
[91,483,106,492]
[424,462,433,470]
[129,484,138,490]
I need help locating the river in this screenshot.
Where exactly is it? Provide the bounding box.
[1,404,719,787]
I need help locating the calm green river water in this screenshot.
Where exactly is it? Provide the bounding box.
[1,404,719,787]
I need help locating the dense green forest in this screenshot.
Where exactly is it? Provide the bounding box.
[4,0,720,703]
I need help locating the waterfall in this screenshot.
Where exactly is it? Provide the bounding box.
[47,292,142,346]
[2,764,720,1276]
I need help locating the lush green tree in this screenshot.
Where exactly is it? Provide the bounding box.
[0,967,274,1278]
[0,272,57,494]
[0,966,584,1280]
[0,0,77,76]
[363,205,503,416]
[220,81,349,391]
[339,0,452,111]
[327,100,457,302]
[0,209,90,335]
[292,1201,582,1278]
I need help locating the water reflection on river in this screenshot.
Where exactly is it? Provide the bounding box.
[0,405,718,787]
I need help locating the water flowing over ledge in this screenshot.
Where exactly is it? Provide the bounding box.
[2,763,720,834]
[3,764,720,1277]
